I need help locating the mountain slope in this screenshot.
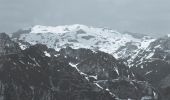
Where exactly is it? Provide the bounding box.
[0,33,20,55]
[57,47,159,99]
[1,33,160,99]
[0,41,116,100]
[10,24,170,99]
[128,35,170,100]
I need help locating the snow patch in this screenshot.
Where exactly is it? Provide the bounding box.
[145,70,153,75]
[95,83,103,89]
[44,51,51,57]
[168,34,170,37]
[146,52,154,59]
[89,75,98,80]
[54,54,60,57]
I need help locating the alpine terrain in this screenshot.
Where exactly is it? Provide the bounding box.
[0,24,170,100]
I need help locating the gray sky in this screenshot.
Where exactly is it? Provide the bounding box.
[0,0,170,37]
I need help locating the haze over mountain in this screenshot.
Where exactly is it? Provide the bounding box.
[1,0,170,37]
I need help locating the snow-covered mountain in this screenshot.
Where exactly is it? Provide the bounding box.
[11,24,155,60]
[0,33,159,100]
[10,24,170,99]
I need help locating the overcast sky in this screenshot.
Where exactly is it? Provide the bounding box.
[0,0,170,37]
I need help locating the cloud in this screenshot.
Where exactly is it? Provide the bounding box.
[0,0,170,36]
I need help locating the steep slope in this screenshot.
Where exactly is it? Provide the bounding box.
[9,25,165,99]
[130,35,170,82]
[0,42,116,100]
[128,35,170,100]
[0,33,20,55]
[1,33,160,99]
[12,24,170,99]
[57,47,159,99]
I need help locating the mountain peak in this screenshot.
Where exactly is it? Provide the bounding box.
[0,32,10,39]
[11,24,156,59]
[167,34,170,37]
[30,24,120,35]
[0,33,20,56]
[31,24,90,34]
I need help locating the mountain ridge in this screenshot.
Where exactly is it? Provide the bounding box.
[11,24,155,60]
[0,32,160,100]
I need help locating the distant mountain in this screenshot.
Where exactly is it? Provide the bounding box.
[0,33,159,99]
[11,24,155,59]
[0,34,116,100]
[0,33,20,55]
[8,24,170,99]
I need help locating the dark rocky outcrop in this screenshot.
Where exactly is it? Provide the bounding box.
[0,44,116,100]
[129,36,170,100]
[57,47,159,99]
[0,33,20,55]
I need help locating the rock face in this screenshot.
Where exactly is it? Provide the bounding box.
[0,33,20,55]
[57,47,159,100]
[59,47,133,80]
[128,36,170,100]
[0,43,116,100]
